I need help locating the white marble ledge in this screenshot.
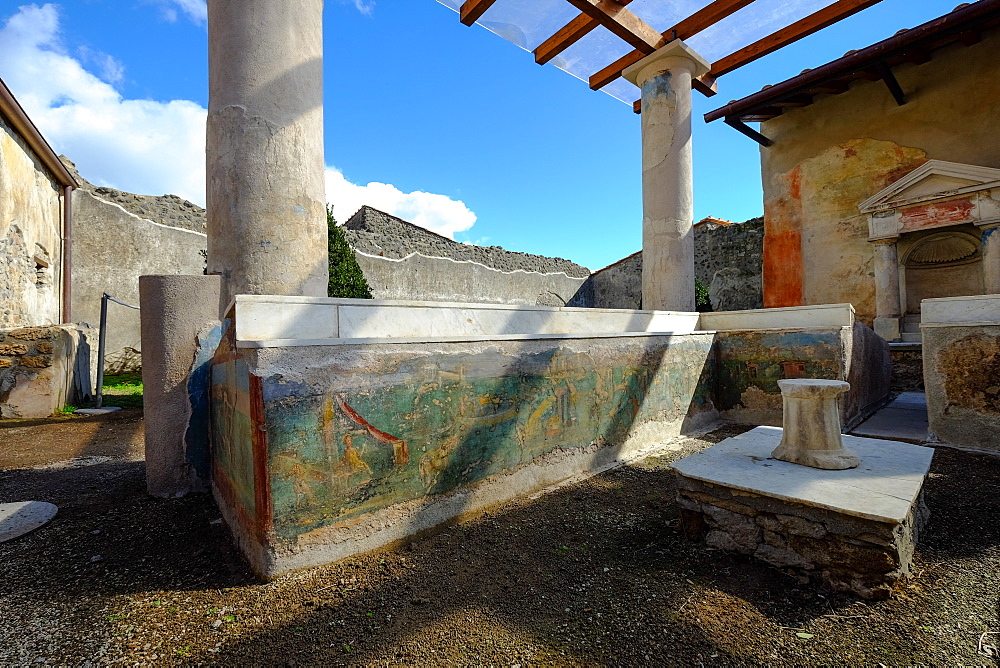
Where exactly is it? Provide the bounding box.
[671,426,933,524]
[922,294,1000,324]
[235,330,719,348]
[699,303,855,332]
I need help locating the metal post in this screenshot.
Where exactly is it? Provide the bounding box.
[95,293,109,409]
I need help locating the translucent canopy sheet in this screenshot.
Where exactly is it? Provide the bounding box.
[435,0,833,103]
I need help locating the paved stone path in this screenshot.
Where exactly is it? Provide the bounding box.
[851,392,928,442]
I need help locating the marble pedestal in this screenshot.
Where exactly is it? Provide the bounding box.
[672,426,932,599]
[771,379,859,470]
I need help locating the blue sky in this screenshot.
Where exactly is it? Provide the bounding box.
[0,0,962,269]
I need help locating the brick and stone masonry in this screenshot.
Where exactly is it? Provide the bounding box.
[675,474,928,600]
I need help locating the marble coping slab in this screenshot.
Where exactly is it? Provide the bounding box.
[671,426,933,524]
[698,303,855,331]
[232,295,701,341]
[230,295,858,343]
[921,294,1000,324]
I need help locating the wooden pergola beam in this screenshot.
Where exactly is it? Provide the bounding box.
[534,0,635,66]
[536,15,600,64]
[711,0,886,77]
[589,0,757,92]
[564,0,666,53]
[460,0,499,27]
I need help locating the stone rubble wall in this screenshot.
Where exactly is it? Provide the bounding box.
[69,178,207,373]
[344,206,590,277]
[343,207,591,306]
[61,158,206,233]
[676,474,927,600]
[891,347,924,393]
[589,218,764,311]
[0,325,94,418]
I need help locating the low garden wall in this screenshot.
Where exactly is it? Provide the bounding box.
[0,325,94,418]
[200,298,889,577]
[922,295,1000,451]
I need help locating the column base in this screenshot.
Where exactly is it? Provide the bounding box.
[874,317,902,342]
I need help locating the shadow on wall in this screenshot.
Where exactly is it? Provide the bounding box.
[208,299,720,576]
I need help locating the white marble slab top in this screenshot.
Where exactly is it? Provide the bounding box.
[0,501,58,542]
[671,426,933,524]
[699,303,855,331]
[922,294,1000,324]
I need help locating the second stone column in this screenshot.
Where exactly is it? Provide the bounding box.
[623,41,710,312]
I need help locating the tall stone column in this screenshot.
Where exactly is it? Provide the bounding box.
[623,41,710,312]
[872,238,902,340]
[206,0,328,309]
[980,222,1000,295]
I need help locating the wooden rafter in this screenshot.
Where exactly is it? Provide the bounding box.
[460,0,499,27]
[711,0,885,77]
[534,0,635,66]
[589,0,757,92]
[564,0,666,53]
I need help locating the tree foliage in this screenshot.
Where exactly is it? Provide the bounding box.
[695,278,713,312]
[327,205,373,299]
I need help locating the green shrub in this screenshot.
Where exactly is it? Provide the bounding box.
[327,206,373,299]
[695,278,713,312]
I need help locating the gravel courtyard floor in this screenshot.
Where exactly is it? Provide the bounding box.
[1,412,998,666]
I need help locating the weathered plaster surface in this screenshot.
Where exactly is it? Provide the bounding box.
[73,189,206,371]
[0,325,93,418]
[206,0,328,306]
[760,33,1000,324]
[762,138,926,323]
[923,325,1000,451]
[140,275,222,497]
[623,42,709,313]
[0,115,63,328]
[212,333,717,577]
[353,251,589,307]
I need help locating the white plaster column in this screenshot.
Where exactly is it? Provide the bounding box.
[980,222,1000,295]
[872,238,902,340]
[206,0,328,309]
[771,379,859,470]
[623,41,710,312]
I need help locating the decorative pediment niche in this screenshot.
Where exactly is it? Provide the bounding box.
[859,160,1000,241]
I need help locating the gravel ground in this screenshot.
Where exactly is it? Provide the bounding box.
[1,416,998,666]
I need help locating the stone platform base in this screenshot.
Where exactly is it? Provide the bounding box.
[672,427,932,599]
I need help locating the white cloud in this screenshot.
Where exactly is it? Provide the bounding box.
[0,3,207,204]
[0,3,478,237]
[153,0,207,24]
[344,0,375,16]
[77,46,125,86]
[326,168,476,239]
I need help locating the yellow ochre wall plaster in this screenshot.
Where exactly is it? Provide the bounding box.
[0,114,64,328]
[759,33,1000,325]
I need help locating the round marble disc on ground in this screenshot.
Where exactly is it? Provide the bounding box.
[0,501,58,543]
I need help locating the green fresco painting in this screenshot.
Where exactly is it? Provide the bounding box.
[262,339,715,540]
[211,354,257,521]
[714,329,842,411]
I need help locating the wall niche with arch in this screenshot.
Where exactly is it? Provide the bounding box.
[899,226,984,314]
